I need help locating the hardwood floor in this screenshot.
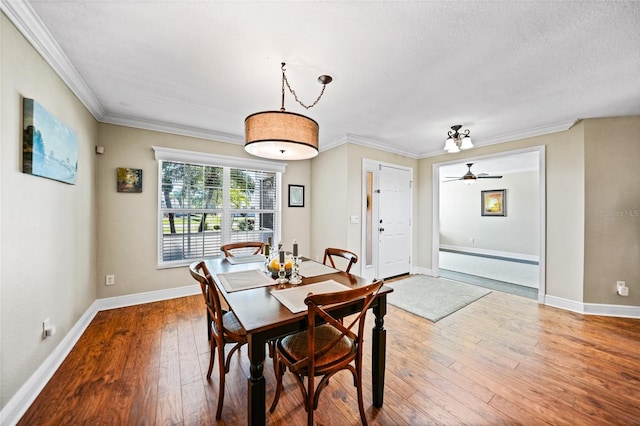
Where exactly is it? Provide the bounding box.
[18,282,640,425]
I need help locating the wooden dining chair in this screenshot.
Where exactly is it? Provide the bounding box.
[269,280,384,426]
[189,261,247,419]
[220,241,265,257]
[323,247,358,273]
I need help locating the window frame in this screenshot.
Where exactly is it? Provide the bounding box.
[153,146,286,268]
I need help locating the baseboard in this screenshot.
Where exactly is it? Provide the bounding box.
[439,244,539,263]
[0,301,100,426]
[545,295,640,318]
[94,284,200,311]
[0,284,201,426]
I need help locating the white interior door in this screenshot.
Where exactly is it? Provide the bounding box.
[378,165,412,279]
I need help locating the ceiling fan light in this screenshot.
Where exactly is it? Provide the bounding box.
[460,135,473,150]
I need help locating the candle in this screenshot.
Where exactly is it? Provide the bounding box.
[264,244,270,256]
[279,250,285,264]
[293,240,298,257]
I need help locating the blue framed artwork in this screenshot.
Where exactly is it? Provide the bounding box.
[23,98,78,184]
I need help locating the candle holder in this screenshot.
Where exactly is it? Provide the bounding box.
[277,262,289,286]
[289,256,302,285]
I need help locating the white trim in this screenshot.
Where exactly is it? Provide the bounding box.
[102,114,244,146]
[152,146,287,174]
[0,285,200,426]
[545,295,640,319]
[439,245,539,263]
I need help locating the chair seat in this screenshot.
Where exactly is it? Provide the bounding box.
[278,324,355,372]
[221,311,246,336]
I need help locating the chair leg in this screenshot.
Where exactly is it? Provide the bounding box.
[215,342,226,419]
[207,338,217,378]
[355,366,367,426]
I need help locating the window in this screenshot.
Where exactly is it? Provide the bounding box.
[154,147,284,267]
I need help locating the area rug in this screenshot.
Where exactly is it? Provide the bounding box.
[386,274,491,322]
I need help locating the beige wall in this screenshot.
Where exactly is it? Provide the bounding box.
[310,144,348,264]
[310,142,418,275]
[96,123,311,299]
[584,117,640,304]
[1,14,99,409]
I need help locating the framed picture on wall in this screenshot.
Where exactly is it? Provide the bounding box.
[481,189,506,216]
[117,167,143,193]
[288,184,305,207]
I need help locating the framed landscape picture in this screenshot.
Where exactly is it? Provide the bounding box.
[23,98,78,184]
[481,189,506,216]
[117,167,143,193]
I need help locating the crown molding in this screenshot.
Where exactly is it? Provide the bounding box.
[1,0,105,119]
[101,113,244,145]
[324,133,421,159]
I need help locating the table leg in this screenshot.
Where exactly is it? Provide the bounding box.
[372,295,387,408]
[247,334,266,425]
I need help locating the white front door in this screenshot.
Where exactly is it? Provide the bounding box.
[378,165,412,279]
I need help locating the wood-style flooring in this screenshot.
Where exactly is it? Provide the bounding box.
[18,280,640,425]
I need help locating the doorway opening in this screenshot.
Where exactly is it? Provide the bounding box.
[432,147,546,302]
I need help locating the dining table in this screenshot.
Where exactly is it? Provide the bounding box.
[203,256,393,425]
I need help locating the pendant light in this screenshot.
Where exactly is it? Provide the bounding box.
[245,63,332,160]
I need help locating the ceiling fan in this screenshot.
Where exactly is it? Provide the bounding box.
[444,163,503,183]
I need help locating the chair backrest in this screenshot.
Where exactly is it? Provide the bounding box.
[189,261,228,337]
[220,241,265,257]
[323,247,358,273]
[189,260,210,303]
[296,280,383,374]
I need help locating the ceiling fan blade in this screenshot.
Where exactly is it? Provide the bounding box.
[445,176,462,179]
[477,175,503,179]
[443,178,462,182]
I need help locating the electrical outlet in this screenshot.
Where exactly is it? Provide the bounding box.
[43,318,50,338]
[105,274,115,285]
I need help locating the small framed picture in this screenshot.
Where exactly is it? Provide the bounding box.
[288,184,305,207]
[117,167,142,193]
[481,189,506,216]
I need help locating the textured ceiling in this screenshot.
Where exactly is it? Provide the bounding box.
[3,1,640,158]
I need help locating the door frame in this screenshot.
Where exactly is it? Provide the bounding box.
[431,146,547,303]
[361,159,414,282]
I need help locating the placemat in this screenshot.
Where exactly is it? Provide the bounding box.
[298,260,339,278]
[216,269,275,293]
[270,279,351,313]
[226,254,266,265]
